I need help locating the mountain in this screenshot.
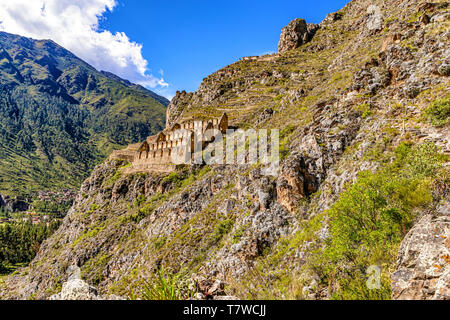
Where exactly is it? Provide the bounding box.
[0,0,449,300]
[0,31,168,197]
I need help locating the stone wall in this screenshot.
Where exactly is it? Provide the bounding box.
[109,150,135,162]
[110,114,228,173]
[123,163,177,174]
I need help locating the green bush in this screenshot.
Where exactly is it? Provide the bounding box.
[405,142,441,177]
[130,267,193,300]
[425,95,450,127]
[153,236,167,250]
[355,103,372,119]
[211,219,234,244]
[105,170,122,186]
[162,172,181,186]
[279,125,296,160]
[0,221,61,271]
[316,142,442,300]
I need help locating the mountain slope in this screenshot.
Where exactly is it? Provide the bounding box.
[0,0,448,300]
[0,32,168,197]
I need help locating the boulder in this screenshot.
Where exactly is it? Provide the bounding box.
[276,157,306,213]
[366,5,383,32]
[256,177,275,211]
[352,60,391,94]
[166,90,193,128]
[50,266,125,300]
[196,277,226,298]
[391,200,450,300]
[276,153,323,213]
[438,63,450,76]
[278,19,319,53]
[50,278,99,301]
[320,12,343,27]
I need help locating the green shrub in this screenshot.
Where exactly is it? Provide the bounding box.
[211,219,234,244]
[279,125,296,160]
[425,95,450,127]
[133,194,146,208]
[130,267,193,300]
[72,223,105,247]
[405,142,441,177]
[119,162,131,169]
[162,172,181,185]
[232,224,248,244]
[153,236,167,250]
[316,142,442,300]
[105,170,122,186]
[81,254,111,286]
[355,103,372,119]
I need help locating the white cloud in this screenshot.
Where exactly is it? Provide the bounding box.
[0,0,168,89]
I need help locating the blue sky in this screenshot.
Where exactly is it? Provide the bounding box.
[99,0,350,99]
[0,0,349,99]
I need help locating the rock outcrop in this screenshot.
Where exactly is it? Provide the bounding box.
[166,90,193,128]
[50,266,124,300]
[366,5,383,32]
[0,195,30,212]
[320,12,343,27]
[0,193,5,208]
[276,153,322,214]
[278,19,319,53]
[392,200,450,300]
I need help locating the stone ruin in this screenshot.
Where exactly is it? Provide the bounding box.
[110,113,229,173]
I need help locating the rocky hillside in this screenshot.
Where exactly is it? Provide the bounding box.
[1,0,448,300]
[0,32,168,198]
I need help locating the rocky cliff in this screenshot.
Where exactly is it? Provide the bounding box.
[392,200,449,300]
[278,19,319,53]
[1,0,449,300]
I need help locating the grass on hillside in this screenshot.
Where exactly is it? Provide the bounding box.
[230,141,448,300]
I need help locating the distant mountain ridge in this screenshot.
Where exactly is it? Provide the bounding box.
[99,71,170,106]
[0,31,168,197]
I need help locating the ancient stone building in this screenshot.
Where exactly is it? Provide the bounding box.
[110,113,229,173]
[240,56,258,61]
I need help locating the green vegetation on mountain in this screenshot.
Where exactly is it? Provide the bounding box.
[425,94,450,127]
[314,142,446,299]
[0,31,168,197]
[130,267,194,300]
[0,220,61,274]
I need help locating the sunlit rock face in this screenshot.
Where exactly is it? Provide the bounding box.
[278,18,319,53]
